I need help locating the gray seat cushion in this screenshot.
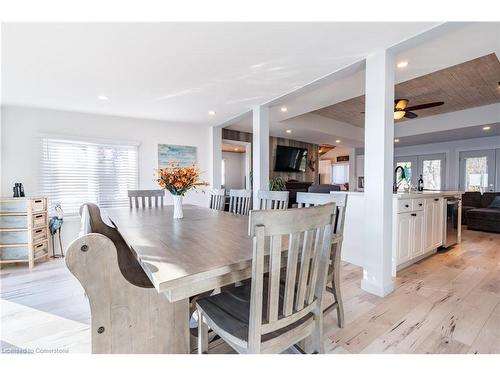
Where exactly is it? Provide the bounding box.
[197,279,313,342]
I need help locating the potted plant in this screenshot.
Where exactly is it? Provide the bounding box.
[269,176,286,191]
[156,163,208,219]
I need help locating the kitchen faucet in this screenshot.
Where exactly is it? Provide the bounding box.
[393,166,406,192]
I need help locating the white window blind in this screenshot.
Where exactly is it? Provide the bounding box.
[41,138,138,215]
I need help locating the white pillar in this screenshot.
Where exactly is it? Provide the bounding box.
[361,49,395,297]
[210,126,222,189]
[252,106,270,208]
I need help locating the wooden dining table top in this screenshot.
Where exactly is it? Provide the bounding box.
[106,205,255,299]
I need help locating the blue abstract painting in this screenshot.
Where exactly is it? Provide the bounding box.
[158,144,197,168]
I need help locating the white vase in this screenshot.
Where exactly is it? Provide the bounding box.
[172,195,184,219]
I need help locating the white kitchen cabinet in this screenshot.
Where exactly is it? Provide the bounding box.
[396,213,412,264]
[395,195,444,270]
[396,210,425,265]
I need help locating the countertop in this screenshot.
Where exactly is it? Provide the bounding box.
[393,191,463,199]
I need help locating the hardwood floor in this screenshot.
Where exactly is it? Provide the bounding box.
[1,228,498,354]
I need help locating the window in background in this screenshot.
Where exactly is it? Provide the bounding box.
[396,161,412,191]
[332,163,349,185]
[40,138,138,215]
[464,156,488,191]
[421,159,442,191]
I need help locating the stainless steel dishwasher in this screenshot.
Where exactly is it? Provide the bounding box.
[441,196,462,249]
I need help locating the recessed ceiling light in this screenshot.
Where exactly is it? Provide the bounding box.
[394,138,400,143]
[97,95,109,101]
[281,107,288,113]
[234,148,238,151]
[286,129,292,134]
[335,139,341,144]
[208,110,216,116]
[483,126,491,131]
[397,61,408,68]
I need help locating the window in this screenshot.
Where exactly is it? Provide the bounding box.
[332,163,349,184]
[41,138,138,215]
[421,159,442,191]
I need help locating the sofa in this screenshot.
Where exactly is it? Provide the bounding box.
[464,192,500,233]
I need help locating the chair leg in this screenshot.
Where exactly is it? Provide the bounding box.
[331,243,345,328]
[311,313,324,354]
[197,310,209,354]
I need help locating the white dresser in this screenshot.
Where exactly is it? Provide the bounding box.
[0,197,50,269]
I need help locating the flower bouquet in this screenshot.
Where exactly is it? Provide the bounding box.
[156,163,208,219]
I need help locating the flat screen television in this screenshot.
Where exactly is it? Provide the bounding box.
[274,145,308,172]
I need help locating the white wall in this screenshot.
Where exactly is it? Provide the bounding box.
[1,106,212,246]
[394,136,500,190]
[222,151,245,190]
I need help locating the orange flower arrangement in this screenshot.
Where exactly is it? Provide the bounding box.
[156,162,208,196]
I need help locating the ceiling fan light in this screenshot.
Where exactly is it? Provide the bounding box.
[395,99,408,110]
[394,111,406,120]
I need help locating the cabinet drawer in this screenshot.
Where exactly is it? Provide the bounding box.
[0,215,28,229]
[397,199,413,213]
[0,245,29,261]
[31,198,46,212]
[33,240,49,258]
[0,230,28,245]
[32,227,48,242]
[32,212,47,228]
[0,200,28,213]
[412,199,425,211]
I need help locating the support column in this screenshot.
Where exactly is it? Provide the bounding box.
[210,126,222,189]
[252,106,270,208]
[361,49,395,297]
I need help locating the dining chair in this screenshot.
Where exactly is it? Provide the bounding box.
[128,189,165,208]
[196,203,337,354]
[257,190,289,210]
[209,188,226,211]
[296,192,348,328]
[228,189,252,215]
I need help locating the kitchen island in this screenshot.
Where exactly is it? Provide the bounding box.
[335,191,463,275]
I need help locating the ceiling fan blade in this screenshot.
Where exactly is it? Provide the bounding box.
[405,101,444,111]
[404,111,418,119]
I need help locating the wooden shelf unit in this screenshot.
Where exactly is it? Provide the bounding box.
[0,197,50,269]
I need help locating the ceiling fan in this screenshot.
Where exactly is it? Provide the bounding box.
[361,99,444,120]
[392,99,444,120]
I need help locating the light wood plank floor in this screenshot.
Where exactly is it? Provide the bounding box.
[1,228,498,354]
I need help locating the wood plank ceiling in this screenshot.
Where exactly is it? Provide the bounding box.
[312,53,500,127]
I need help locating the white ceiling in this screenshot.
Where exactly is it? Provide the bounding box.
[227,22,500,146]
[2,22,439,125]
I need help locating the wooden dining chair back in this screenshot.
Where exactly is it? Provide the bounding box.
[209,188,226,211]
[228,189,252,215]
[128,189,165,208]
[196,203,336,354]
[297,192,348,328]
[296,192,335,208]
[329,192,348,235]
[257,190,289,210]
[326,192,348,328]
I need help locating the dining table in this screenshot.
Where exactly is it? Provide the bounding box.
[104,204,257,353]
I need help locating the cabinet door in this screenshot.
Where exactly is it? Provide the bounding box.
[423,199,434,251]
[397,213,412,264]
[431,198,444,248]
[411,211,425,257]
